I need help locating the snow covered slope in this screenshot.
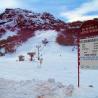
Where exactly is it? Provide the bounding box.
[0,30,17,40]
[0,8,84,56]
[0,30,77,83]
[0,30,98,98]
[0,8,70,55]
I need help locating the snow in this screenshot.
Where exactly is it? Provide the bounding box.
[0,19,8,23]
[0,30,17,40]
[4,19,17,28]
[0,30,98,98]
[0,9,5,13]
[32,15,45,24]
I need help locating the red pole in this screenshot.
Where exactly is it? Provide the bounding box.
[77,32,80,88]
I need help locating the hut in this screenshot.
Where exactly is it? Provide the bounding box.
[27,52,35,61]
[18,55,25,61]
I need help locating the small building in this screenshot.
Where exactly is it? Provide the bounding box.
[18,55,25,61]
[27,52,35,61]
[0,52,5,56]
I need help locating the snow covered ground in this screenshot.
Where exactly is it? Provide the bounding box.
[0,30,17,40]
[0,30,98,98]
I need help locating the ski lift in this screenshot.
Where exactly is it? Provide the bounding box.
[42,38,49,46]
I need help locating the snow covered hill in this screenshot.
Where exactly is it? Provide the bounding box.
[0,30,77,82]
[0,8,70,55]
[0,8,83,55]
[0,8,97,55]
[0,30,98,98]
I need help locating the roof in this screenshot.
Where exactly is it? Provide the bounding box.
[80,20,98,28]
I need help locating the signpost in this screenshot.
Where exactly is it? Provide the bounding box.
[80,37,98,69]
[78,20,98,87]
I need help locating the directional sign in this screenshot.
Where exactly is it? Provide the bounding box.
[77,20,98,87]
[80,36,98,69]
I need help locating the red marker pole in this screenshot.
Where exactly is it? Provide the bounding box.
[77,32,80,88]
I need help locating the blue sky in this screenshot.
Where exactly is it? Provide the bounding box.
[0,0,98,22]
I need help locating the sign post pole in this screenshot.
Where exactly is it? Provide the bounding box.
[77,32,80,88]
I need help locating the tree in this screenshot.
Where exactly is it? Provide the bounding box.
[56,34,74,46]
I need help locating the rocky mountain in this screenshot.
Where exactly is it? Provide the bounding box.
[0,8,97,55]
[0,8,68,55]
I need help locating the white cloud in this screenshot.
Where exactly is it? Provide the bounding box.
[0,0,41,13]
[0,0,19,8]
[60,0,98,22]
